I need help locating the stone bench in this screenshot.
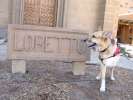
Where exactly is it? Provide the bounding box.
[8,24,89,75]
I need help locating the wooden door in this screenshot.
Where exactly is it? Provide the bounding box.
[23,0,40,25]
[39,0,57,26]
[117,20,133,44]
[23,0,57,27]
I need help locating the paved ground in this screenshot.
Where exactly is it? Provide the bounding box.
[0,60,133,100]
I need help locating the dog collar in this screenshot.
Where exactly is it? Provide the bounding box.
[88,43,96,48]
[100,46,110,53]
[99,47,121,63]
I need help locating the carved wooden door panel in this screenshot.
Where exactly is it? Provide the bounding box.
[23,0,40,25]
[117,22,133,44]
[39,0,57,26]
[23,0,57,27]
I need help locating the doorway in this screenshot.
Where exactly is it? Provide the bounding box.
[117,14,133,45]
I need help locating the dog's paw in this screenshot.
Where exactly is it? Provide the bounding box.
[96,76,100,80]
[110,76,115,81]
[100,80,106,92]
[100,87,106,92]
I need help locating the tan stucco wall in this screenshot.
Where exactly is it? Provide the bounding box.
[0,0,11,27]
[63,0,106,33]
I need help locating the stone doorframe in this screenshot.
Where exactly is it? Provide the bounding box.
[11,0,65,27]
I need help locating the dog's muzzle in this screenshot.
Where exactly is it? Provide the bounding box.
[88,43,96,48]
[81,39,97,49]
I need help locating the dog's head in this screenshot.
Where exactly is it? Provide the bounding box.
[89,31,115,50]
[90,31,110,44]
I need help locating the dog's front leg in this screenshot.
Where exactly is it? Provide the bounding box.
[96,67,101,80]
[100,65,106,92]
[111,67,115,80]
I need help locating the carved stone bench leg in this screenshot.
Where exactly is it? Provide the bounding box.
[72,61,86,75]
[12,60,26,73]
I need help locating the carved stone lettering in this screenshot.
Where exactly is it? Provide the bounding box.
[45,37,58,53]
[60,39,70,55]
[14,32,25,51]
[70,39,78,54]
[24,35,34,51]
[8,25,88,61]
[34,35,46,52]
[14,33,83,55]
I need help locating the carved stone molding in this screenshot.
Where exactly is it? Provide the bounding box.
[11,0,22,24]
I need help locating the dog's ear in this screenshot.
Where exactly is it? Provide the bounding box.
[103,37,108,42]
[111,38,117,45]
[103,32,112,38]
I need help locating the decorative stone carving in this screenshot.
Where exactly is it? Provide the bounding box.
[8,24,88,74]
[8,24,88,60]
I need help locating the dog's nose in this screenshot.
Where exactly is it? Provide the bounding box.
[92,35,96,38]
[81,38,89,42]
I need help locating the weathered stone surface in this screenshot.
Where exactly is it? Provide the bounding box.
[0,0,10,27]
[12,60,26,73]
[64,0,106,33]
[72,61,86,75]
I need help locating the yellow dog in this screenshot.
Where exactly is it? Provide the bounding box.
[86,31,120,92]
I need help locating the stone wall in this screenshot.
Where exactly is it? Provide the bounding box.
[0,0,106,34]
[103,0,133,37]
[1,0,133,36]
[63,0,106,33]
[0,0,11,27]
[0,0,12,38]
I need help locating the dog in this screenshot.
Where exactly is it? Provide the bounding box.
[84,31,121,92]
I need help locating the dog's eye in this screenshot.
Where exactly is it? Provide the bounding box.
[92,35,96,38]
